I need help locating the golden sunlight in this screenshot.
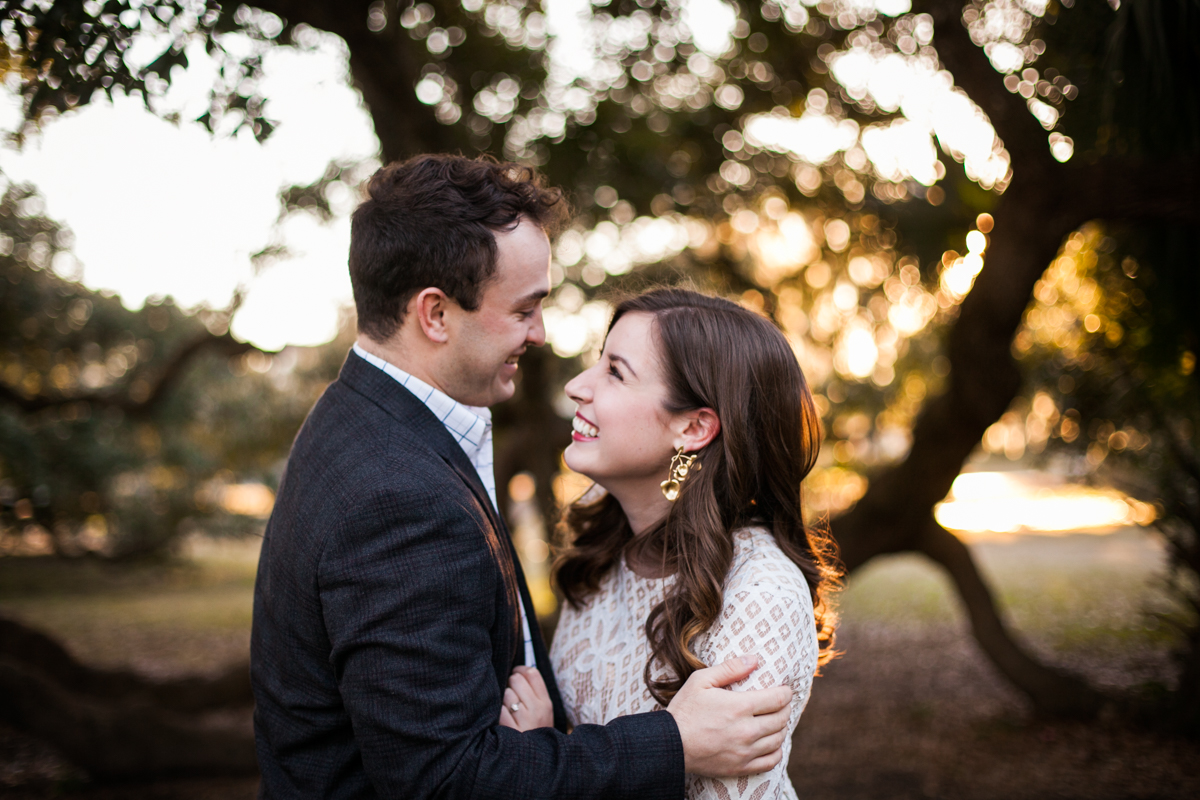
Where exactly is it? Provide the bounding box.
[935,470,1156,539]
[219,483,276,519]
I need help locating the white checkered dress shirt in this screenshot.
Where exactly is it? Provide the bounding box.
[352,344,536,668]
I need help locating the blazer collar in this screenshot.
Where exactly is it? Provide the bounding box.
[336,349,506,533]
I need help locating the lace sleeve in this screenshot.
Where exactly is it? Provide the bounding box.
[684,550,818,800]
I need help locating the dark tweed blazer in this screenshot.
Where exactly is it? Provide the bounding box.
[251,350,684,799]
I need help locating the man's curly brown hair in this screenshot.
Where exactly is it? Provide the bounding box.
[349,154,569,341]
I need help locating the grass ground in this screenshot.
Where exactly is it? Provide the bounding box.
[0,537,257,680]
[791,529,1196,800]
[1,529,1197,798]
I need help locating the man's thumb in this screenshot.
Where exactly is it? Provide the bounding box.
[702,654,760,689]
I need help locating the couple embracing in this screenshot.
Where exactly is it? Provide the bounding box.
[251,154,841,800]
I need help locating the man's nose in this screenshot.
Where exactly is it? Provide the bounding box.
[527,308,547,347]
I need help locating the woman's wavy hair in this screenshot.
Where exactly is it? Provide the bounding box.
[555,288,842,706]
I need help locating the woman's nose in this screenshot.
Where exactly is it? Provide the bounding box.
[564,368,592,405]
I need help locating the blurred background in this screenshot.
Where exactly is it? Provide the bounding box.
[1,0,1198,797]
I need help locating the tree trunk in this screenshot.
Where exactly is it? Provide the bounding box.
[248,0,470,162]
[0,617,252,714]
[493,347,573,527]
[831,0,1200,717]
[0,657,256,779]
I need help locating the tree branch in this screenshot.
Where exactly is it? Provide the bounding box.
[916,0,1053,169]
[248,0,456,161]
[0,332,259,417]
[915,520,1106,717]
[834,171,1075,568]
[829,119,1148,708]
[0,657,257,779]
[0,617,252,714]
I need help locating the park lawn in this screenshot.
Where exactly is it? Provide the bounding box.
[855,532,1178,669]
[839,528,1180,685]
[0,536,260,678]
[1,527,1197,799]
[792,528,1195,800]
[0,528,1180,688]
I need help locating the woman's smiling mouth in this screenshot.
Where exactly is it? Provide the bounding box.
[572,414,599,440]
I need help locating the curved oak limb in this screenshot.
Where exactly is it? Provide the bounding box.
[0,616,252,714]
[0,657,256,780]
[915,520,1106,718]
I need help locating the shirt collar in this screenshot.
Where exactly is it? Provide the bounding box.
[350,343,491,450]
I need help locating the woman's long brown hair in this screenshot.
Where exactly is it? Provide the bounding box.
[555,288,842,706]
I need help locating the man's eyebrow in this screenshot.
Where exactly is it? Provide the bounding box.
[608,353,638,378]
[515,289,549,306]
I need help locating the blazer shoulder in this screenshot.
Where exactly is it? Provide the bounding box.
[296,379,439,463]
[276,384,478,529]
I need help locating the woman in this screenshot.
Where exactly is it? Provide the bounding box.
[502,288,840,799]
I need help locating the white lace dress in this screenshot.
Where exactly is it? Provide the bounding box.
[550,526,818,800]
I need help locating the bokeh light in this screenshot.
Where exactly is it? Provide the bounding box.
[936,470,1156,538]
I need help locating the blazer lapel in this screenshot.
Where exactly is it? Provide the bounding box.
[336,350,569,729]
[499,524,570,730]
[336,350,523,673]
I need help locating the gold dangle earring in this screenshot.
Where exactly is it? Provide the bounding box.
[660,446,701,502]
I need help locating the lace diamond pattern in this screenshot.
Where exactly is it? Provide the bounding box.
[550,527,818,800]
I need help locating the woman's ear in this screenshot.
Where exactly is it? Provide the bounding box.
[675,408,720,453]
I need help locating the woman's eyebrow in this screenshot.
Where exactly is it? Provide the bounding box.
[608,353,638,378]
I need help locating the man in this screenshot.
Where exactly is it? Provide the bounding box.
[251,155,793,799]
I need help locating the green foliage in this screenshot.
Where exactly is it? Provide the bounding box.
[0,176,343,558]
[0,0,285,142]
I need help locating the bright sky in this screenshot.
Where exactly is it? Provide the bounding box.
[0,33,378,351]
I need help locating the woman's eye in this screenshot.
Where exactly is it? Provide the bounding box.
[608,364,623,381]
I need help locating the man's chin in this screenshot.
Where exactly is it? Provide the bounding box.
[485,377,516,406]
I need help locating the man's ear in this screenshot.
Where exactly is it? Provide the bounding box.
[675,408,720,453]
[411,288,451,344]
